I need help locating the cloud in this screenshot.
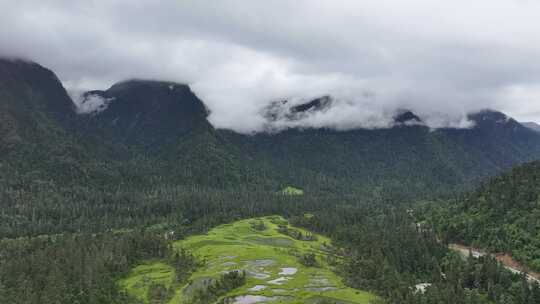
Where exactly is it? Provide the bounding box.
[1,0,539,133]
[493,84,540,122]
[70,92,114,114]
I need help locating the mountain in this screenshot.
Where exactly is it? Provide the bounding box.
[77,80,211,147]
[523,121,540,132]
[0,58,74,146]
[0,58,120,187]
[393,110,422,125]
[430,160,540,272]
[262,96,333,125]
[2,58,540,201]
[224,108,540,198]
[75,79,260,188]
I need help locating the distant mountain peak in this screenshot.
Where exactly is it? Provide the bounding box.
[393,110,423,126]
[262,96,334,125]
[83,79,208,117]
[106,79,187,94]
[77,79,211,146]
[522,122,540,132]
[469,109,511,122]
[468,109,520,129]
[0,58,75,119]
[290,96,333,114]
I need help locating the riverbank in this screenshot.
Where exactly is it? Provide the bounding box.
[449,243,540,283]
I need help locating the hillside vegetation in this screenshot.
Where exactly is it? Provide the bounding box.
[427,161,540,271]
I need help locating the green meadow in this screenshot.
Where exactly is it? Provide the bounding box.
[280,186,304,195]
[119,216,377,303]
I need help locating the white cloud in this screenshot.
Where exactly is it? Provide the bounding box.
[1,0,539,132]
[493,84,540,123]
[70,92,113,114]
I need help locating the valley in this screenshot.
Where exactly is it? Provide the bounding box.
[2,59,540,304]
[3,1,540,303]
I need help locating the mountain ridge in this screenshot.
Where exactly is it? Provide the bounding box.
[523,121,540,132]
[76,79,210,147]
[2,58,540,200]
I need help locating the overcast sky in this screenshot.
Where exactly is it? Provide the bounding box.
[1,0,540,132]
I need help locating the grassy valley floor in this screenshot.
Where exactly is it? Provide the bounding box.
[119,216,377,304]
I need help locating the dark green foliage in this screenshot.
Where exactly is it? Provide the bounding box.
[277,225,317,241]
[147,283,172,304]
[400,254,540,304]
[173,248,197,283]
[0,231,169,304]
[190,271,246,304]
[292,206,540,304]
[299,253,319,267]
[250,220,267,231]
[0,182,537,304]
[290,208,447,299]
[427,161,540,271]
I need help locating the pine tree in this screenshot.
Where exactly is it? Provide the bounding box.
[0,279,8,304]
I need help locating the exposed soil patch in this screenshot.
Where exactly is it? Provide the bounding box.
[449,243,540,283]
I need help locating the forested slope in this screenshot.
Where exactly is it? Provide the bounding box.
[428,161,540,271]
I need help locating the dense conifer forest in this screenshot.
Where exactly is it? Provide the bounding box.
[3,188,540,303]
[426,161,540,273]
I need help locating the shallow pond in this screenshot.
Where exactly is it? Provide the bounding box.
[305,286,338,292]
[268,277,290,285]
[279,267,298,275]
[232,295,289,304]
[244,259,275,279]
[248,285,267,291]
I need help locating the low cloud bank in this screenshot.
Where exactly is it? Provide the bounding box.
[1,1,539,132]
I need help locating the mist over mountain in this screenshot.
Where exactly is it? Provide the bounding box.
[2,1,540,134]
[2,58,540,201]
[75,80,211,147]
